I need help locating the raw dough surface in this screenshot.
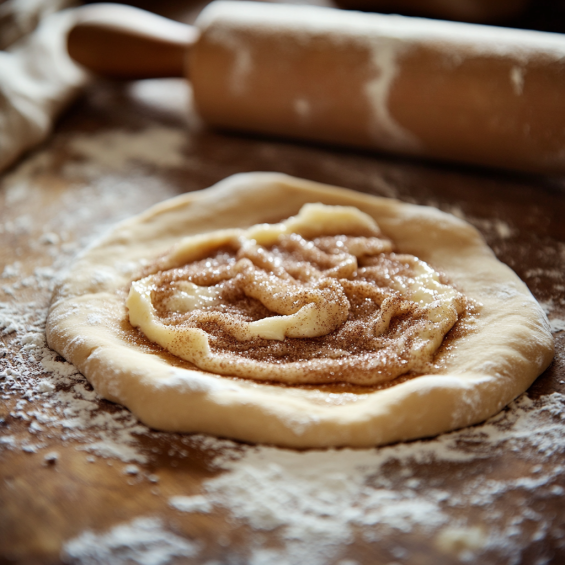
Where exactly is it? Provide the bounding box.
[46,173,554,447]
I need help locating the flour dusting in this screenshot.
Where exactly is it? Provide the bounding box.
[1,121,564,565]
[65,126,187,173]
[3,240,562,563]
[169,495,213,514]
[191,393,564,564]
[365,40,421,152]
[1,124,189,464]
[61,383,565,565]
[63,517,199,565]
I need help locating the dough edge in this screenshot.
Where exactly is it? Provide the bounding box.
[46,172,555,448]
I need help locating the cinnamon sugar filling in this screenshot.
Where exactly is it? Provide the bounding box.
[126,204,469,386]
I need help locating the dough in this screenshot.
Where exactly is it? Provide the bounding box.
[46,173,554,448]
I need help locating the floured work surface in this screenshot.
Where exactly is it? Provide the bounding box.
[1,75,565,565]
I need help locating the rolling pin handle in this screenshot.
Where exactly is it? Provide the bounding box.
[67,3,198,79]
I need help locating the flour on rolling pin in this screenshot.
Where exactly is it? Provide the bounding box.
[194,3,419,151]
[190,1,565,172]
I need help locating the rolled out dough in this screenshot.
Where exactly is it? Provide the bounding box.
[46,173,554,448]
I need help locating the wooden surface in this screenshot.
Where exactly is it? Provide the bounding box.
[1,2,565,564]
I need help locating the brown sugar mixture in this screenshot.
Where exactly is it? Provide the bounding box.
[128,209,471,387]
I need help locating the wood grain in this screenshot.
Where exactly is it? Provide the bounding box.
[1,3,565,563]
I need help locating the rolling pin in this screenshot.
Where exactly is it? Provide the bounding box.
[67,1,565,174]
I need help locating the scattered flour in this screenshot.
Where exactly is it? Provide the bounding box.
[62,517,199,565]
[191,393,565,564]
[0,299,152,463]
[549,318,565,334]
[169,495,213,514]
[0,124,190,464]
[440,204,515,241]
[61,387,565,565]
[540,300,565,334]
[3,256,562,564]
[123,464,140,475]
[44,450,59,463]
[1,121,564,565]
[67,127,187,172]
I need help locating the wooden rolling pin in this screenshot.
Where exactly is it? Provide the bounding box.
[68,1,565,174]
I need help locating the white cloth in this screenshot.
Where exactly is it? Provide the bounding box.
[0,9,89,173]
[0,0,79,50]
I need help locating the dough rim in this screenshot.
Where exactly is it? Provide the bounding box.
[46,172,555,448]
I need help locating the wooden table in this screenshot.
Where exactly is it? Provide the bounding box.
[1,2,564,564]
